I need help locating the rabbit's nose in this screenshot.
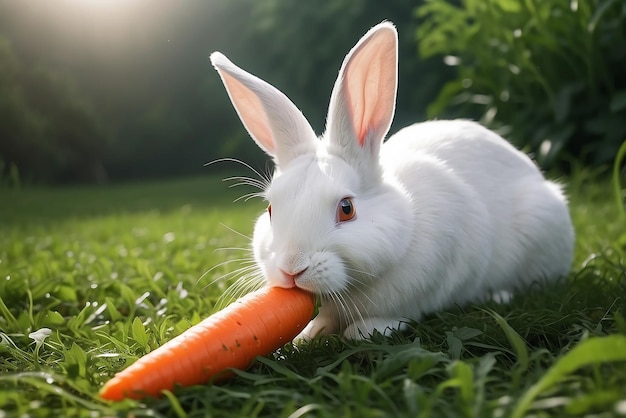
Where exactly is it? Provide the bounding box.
[279,267,308,287]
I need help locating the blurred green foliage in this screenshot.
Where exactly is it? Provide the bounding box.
[0,0,624,184]
[0,37,109,184]
[418,0,626,168]
[0,0,447,184]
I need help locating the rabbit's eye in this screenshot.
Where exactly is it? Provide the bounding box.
[267,204,272,220]
[337,198,356,223]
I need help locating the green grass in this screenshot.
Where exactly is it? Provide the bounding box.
[1,171,625,418]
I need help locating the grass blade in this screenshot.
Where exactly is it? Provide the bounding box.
[162,390,187,418]
[487,310,529,373]
[511,335,626,418]
[0,296,19,331]
[612,139,626,219]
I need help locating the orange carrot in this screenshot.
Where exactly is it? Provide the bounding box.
[99,286,315,401]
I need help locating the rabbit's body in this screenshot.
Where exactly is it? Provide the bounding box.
[341,120,573,336]
[211,23,574,340]
[385,120,573,293]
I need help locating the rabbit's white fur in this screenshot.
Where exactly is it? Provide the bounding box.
[210,22,574,340]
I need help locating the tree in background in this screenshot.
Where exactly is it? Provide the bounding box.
[4,0,622,183]
[0,36,109,184]
[0,36,42,184]
[1,0,451,184]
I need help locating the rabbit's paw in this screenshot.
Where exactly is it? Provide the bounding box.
[343,317,404,340]
[491,289,514,304]
[294,309,339,343]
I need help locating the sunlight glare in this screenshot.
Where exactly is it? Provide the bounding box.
[55,0,143,51]
[63,0,138,22]
[68,0,129,11]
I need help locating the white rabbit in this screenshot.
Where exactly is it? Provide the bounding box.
[210,22,574,340]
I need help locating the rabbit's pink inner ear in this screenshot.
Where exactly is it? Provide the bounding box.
[344,30,397,147]
[218,70,276,154]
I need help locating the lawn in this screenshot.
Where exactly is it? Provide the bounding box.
[1,169,625,418]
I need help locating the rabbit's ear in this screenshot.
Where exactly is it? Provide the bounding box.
[325,22,397,173]
[211,52,317,167]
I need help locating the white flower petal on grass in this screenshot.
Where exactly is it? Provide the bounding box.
[28,328,52,344]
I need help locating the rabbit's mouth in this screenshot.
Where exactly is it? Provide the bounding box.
[264,250,350,297]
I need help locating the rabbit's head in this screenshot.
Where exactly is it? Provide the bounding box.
[211,23,413,296]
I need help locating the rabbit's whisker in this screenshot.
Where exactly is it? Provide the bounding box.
[205,157,271,186]
[218,223,253,241]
